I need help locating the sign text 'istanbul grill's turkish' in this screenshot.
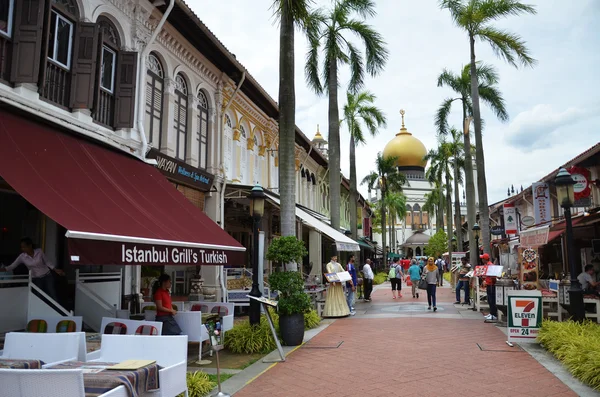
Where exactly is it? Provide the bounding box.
[67,239,245,266]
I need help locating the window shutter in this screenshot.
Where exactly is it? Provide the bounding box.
[10,0,45,83]
[69,23,98,109]
[114,51,138,129]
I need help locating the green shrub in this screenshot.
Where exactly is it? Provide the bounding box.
[266,236,308,265]
[224,316,278,354]
[538,320,600,390]
[373,272,388,285]
[268,271,312,316]
[304,309,321,329]
[182,371,215,397]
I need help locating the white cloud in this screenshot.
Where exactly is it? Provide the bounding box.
[505,105,593,150]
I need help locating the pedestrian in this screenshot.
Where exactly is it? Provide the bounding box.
[435,255,445,286]
[362,259,374,302]
[153,274,183,335]
[0,237,64,302]
[323,255,351,317]
[454,257,471,304]
[578,265,599,296]
[481,253,498,321]
[418,257,425,272]
[346,255,357,314]
[408,258,422,299]
[388,258,404,299]
[423,257,441,311]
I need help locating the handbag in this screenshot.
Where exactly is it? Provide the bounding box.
[418,278,428,290]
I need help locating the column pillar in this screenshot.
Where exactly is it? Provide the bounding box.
[309,230,322,282]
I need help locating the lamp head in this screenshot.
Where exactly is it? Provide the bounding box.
[247,184,266,218]
[554,168,575,208]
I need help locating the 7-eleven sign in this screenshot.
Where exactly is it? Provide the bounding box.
[507,290,542,343]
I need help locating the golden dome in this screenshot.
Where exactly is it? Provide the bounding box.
[312,124,327,144]
[382,110,427,172]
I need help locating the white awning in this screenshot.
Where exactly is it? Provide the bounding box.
[265,194,360,252]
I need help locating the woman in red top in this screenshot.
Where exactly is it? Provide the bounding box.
[153,274,182,335]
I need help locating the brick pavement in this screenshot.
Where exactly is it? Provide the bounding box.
[235,283,576,397]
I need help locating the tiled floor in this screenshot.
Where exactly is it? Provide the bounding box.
[235,283,576,397]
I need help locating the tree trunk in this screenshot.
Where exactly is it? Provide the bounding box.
[445,168,453,277]
[469,34,490,255]
[381,190,387,266]
[463,101,478,267]
[438,187,445,230]
[453,156,463,249]
[391,211,396,253]
[278,2,297,256]
[349,134,358,240]
[328,60,341,231]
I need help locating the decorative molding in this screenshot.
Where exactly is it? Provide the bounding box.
[258,145,266,157]
[246,138,254,151]
[164,77,176,95]
[156,30,220,85]
[232,127,241,141]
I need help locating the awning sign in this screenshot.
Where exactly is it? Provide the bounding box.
[532,182,551,225]
[507,290,542,343]
[503,203,518,235]
[520,225,550,247]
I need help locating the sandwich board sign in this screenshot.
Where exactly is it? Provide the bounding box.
[507,290,542,343]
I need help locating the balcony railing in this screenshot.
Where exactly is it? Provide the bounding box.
[0,35,11,82]
[40,61,71,108]
[93,89,115,127]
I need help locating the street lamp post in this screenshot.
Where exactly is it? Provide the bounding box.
[472,223,481,260]
[555,168,585,322]
[247,184,266,326]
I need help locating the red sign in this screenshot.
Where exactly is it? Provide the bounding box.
[568,166,591,201]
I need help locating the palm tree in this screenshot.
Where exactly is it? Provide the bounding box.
[306,0,388,231]
[436,62,508,265]
[425,142,454,262]
[342,90,387,240]
[440,0,537,254]
[448,128,466,248]
[423,189,444,231]
[272,0,313,244]
[361,153,405,266]
[385,191,407,255]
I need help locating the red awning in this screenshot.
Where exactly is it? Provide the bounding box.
[0,109,244,266]
[546,216,586,244]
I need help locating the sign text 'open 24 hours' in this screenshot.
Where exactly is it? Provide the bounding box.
[507,290,543,343]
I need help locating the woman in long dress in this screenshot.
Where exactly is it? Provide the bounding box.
[322,255,350,317]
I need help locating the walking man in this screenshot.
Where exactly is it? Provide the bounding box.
[408,259,422,299]
[435,256,445,286]
[389,258,404,299]
[454,257,471,304]
[362,259,374,302]
[346,255,357,315]
[481,254,498,321]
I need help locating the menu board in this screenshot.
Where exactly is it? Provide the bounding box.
[324,271,352,283]
[519,248,539,290]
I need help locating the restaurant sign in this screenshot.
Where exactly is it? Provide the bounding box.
[507,290,542,343]
[503,203,518,235]
[147,149,214,191]
[532,182,551,225]
[569,166,592,207]
[520,225,550,247]
[68,239,245,266]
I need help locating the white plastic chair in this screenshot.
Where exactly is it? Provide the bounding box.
[0,369,127,397]
[88,334,188,397]
[0,333,83,365]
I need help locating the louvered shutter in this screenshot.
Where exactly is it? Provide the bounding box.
[10,0,44,83]
[70,22,98,109]
[114,51,138,129]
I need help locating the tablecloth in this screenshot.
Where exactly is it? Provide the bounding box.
[0,358,44,369]
[48,361,159,397]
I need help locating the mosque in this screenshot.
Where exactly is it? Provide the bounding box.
[370,110,436,258]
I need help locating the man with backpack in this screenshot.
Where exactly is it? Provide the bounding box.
[389,258,404,299]
[435,256,445,286]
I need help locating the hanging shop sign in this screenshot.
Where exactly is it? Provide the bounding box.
[503,203,518,235]
[490,226,505,235]
[568,166,592,207]
[532,182,551,225]
[507,290,542,343]
[521,216,535,227]
[520,225,550,247]
[147,149,214,192]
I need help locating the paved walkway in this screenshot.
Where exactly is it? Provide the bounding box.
[235,283,577,397]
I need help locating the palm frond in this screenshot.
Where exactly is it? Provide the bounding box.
[477,26,537,67]
[435,98,457,137]
[477,0,537,24]
[439,0,467,27]
[437,68,463,93]
[339,0,377,19]
[343,19,388,76]
[345,41,365,92]
[478,83,509,122]
[271,0,314,30]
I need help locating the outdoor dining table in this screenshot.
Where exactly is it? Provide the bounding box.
[46,361,160,397]
[0,358,44,369]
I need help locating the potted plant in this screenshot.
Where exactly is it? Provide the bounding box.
[266,236,310,346]
[268,270,312,346]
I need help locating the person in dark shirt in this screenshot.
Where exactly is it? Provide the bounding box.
[346,255,357,315]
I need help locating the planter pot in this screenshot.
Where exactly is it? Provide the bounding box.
[279,313,305,346]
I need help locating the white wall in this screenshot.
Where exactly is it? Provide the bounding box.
[0,287,28,332]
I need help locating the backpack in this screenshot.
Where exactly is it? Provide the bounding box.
[388,266,397,279]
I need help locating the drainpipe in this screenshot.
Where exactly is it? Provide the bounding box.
[218,72,245,302]
[136,0,175,162]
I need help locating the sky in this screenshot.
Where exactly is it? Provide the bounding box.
[191,0,600,204]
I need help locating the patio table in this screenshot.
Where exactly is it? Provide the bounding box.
[47,361,160,397]
[0,358,44,369]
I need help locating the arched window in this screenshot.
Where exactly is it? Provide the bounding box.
[0,1,14,81]
[413,203,422,225]
[174,73,188,160]
[224,114,233,180]
[239,125,247,183]
[405,204,412,225]
[197,90,209,169]
[145,53,164,148]
[93,16,121,127]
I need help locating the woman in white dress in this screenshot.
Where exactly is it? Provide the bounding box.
[323,255,350,317]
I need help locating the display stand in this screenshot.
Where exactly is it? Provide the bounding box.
[247,295,285,363]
